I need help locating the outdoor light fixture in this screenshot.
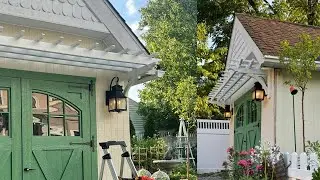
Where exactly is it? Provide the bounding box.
[106,77,127,113]
[290,85,298,95]
[252,82,265,101]
[224,105,232,119]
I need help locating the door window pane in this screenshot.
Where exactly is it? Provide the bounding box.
[32,93,47,114]
[0,113,9,136]
[32,92,81,137]
[0,90,9,112]
[33,114,48,136]
[248,101,258,124]
[49,97,63,115]
[236,105,244,128]
[65,103,79,115]
[49,115,64,136]
[65,116,80,136]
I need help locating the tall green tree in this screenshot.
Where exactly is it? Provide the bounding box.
[138,0,198,134]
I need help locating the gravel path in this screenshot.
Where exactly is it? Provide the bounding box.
[197,173,225,180]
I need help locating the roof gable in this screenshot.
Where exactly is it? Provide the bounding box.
[236,13,320,56]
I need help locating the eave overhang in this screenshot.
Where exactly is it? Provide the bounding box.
[0,33,160,85]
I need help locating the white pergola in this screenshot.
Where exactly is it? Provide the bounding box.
[208,52,268,106]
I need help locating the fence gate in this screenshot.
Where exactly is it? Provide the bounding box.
[197,119,230,174]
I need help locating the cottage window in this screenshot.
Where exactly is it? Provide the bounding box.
[32,92,80,137]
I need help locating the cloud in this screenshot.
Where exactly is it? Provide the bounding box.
[126,0,137,15]
[129,21,149,45]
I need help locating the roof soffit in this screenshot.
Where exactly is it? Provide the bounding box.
[0,0,149,55]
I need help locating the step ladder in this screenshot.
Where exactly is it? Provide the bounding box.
[99,141,138,180]
[177,119,196,167]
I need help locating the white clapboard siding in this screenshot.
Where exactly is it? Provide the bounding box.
[284,152,319,180]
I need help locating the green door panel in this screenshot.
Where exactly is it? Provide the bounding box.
[0,69,96,180]
[234,91,261,152]
[22,79,93,180]
[0,77,21,180]
[234,132,246,151]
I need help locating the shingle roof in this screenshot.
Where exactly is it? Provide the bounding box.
[236,13,320,56]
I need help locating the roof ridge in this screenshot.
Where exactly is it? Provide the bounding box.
[235,13,320,30]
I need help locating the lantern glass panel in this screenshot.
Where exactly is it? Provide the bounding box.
[224,111,231,118]
[117,98,127,110]
[255,89,264,100]
[109,98,116,111]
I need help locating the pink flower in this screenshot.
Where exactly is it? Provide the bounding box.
[245,169,254,175]
[239,151,249,156]
[249,148,255,155]
[246,159,253,166]
[256,165,263,171]
[227,147,233,153]
[237,159,248,167]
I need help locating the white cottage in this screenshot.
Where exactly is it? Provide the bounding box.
[0,0,160,179]
[209,13,320,154]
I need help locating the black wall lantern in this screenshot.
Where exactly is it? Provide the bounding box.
[252,82,265,101]
[224,105,232,119]
[106,77,127,113]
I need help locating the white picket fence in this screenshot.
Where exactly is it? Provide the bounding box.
[284,152,319,180]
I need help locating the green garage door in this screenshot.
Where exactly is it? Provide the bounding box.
[234,92,261,152]
[0,71,96,180]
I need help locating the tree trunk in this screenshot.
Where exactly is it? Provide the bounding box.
[302,90,306,152]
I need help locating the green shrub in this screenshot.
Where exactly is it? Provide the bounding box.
[132,137,167,172]
[306,140,320,161]
[312,167,320,180]
[169,163,197,180]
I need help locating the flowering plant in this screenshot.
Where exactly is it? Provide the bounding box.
[223,142,282,180]
[139,176,155,180]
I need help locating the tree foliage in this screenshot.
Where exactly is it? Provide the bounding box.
[138,0,198,134]
[198,0,320,50]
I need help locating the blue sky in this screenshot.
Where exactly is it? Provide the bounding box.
[109,0,148,102]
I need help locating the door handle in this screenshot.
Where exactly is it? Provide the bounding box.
[24,168,36,171]
[69,136,95,152]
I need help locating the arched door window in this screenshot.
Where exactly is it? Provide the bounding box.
[247,101,257,124]
[32,92,80,136]
[236,104,244,128]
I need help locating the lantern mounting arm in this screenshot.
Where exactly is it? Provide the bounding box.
[110,77,119,91]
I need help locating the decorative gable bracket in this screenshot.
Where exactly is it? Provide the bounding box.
[229,68,268,96]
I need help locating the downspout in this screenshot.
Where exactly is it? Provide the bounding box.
[273,69,277,145]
